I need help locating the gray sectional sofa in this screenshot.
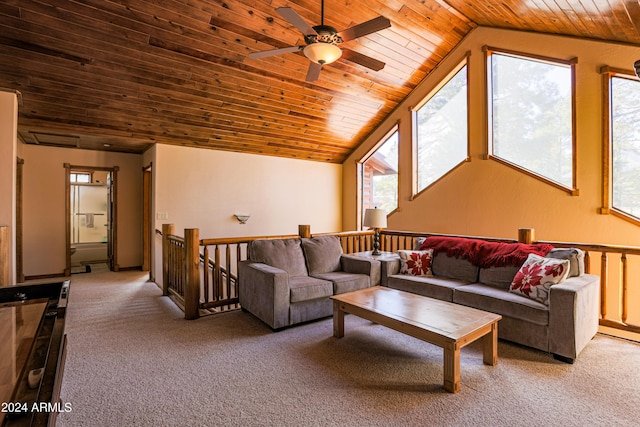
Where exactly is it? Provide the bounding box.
[238,235,380,330]
[383,236,600,362]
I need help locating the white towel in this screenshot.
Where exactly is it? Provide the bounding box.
[85,213,94,228]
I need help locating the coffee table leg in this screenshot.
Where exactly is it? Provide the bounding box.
[443,342,460,393]
[483,322,498,366]
[333,300,344,338]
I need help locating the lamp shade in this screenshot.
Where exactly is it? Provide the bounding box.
[303,42,342,65]
[363,208,387,229]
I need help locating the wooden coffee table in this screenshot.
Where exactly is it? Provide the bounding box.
[330,286,502,393]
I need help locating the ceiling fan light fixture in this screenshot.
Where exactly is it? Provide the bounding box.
[303,42,342,65]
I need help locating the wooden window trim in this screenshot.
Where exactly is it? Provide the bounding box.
[357,124,400,229]
[411,54,471,198]
[600,66,640,224]
[484,46,579,196]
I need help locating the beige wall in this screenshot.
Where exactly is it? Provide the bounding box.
[145,144,343,284]
[21,145,143,276]
[343,27,640,247]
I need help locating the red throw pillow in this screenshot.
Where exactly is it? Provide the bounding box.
[398,249,434,276]
[509,253,570,305]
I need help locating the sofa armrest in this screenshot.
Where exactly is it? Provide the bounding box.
[340,255,381,286]
[380,257,401,287]
[238,261,290,329]
[548,274,600,361]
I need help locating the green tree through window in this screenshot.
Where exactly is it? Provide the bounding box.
[415,64,468,193]
[490,52,573,189]
[611,76,640,219]
[361,130,398,217]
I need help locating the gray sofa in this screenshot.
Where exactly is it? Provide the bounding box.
[383,237,600,363]
[239,235,381,330]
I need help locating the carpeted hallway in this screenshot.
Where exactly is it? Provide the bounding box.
[57,270,640,427]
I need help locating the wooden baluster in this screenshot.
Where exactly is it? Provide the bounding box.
[584,251,591,273]
[214,245,221,301]
[175,241,180,295]
[203,245,210,303]
[170,240,175,294]
[236,244,242,300]
[179,241,184,294]
[226,245,232,307]
[601,252,608,320]
[162,224,175,296]
[171,240,177,293]
[621,253,628,324]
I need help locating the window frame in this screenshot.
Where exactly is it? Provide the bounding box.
[600,66,640,226]
[357,124,400,229]
[411,55,471,199]
[484,46,579,196]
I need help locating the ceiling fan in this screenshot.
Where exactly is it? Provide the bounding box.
[247,0,391,82]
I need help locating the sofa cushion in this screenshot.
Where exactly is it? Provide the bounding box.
[398,249,433,276]
[301,235,343,275]
[546,248,585,277]
[431,252,479,282]
[453,284,549,326]
[289,276,333,303]
[387,275,471,302]
[509,253,570,305]
[312,271,370,295]
[479,264,522,289]
[249,238,308,277]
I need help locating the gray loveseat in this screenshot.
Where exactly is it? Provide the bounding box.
[383,236,600,363]
[239,235,381,330]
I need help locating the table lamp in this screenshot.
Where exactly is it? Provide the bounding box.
[363,207,387,255]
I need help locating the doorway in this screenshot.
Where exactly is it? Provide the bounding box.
[65,164,118,274]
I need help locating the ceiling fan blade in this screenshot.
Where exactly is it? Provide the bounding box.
[341,48,385,71]
[247,46,302,60]
[305,62,322,82]
[339,16,391,42]
[276,7,318,36]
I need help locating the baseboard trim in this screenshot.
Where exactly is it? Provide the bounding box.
[23,272,67,282]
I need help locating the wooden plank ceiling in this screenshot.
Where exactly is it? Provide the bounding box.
[1,1,640,162]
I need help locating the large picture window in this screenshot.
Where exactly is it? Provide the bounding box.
[487,48,576,193]
[360,129,398,220]
[603,70,640,223]
[414,62,469,194]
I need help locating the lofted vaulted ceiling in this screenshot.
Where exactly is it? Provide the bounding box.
[1,1,640,162]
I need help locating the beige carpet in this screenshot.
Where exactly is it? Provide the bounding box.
[57,270,640,427]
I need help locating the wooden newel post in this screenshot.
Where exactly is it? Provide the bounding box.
[184,228,200,320]
[518,228,535,244]
[161,223,175,296]
[299,225,311,238]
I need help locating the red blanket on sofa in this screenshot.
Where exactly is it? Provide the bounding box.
[419,236,554,268]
